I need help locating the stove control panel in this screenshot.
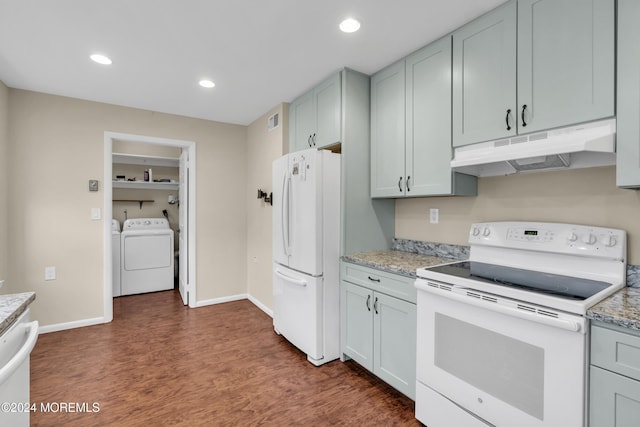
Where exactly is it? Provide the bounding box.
[469,221,626,260]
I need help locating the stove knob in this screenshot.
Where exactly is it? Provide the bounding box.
[471,227,481,237]
[600,235,617,247]
[581,233,597,245]
[567,232,578,243]
[144,220,151,225]
[482,227,491,237]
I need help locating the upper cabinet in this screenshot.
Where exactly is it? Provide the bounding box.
[289,72,341,152]
[371,37,477,198]
[370,60,405,197]
[452,2,517,147]
[453,0,614,147]
[616,0,640,188]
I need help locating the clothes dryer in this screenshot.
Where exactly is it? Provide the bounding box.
[120,218,174,296]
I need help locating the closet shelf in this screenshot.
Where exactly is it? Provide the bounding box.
[112,152,179,167]
[112,181,178,190]
[113,199,155,209]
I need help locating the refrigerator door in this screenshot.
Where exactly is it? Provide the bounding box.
[273,264,323,360]
[288,149,323,276]
[272,154,290,267]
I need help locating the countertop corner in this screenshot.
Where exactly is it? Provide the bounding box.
[587,287,640,331]
[0,292,36,336]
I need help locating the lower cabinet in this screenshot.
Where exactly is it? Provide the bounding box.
[341,262,417,399]
[589,321,640,426]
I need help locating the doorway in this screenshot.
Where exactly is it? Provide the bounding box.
[103,131,197,323]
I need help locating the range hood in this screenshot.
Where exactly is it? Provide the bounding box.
[450,119,616,177]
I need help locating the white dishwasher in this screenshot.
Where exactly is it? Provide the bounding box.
[0,308,39,427]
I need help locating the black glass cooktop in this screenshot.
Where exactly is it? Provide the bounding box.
[426,261,612,301]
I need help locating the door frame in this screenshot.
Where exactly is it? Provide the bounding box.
[103,131,198,322]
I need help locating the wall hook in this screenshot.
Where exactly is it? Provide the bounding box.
[257,189,273,206]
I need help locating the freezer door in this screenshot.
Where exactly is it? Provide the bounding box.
[288,149,323,276]
[273,264,323,360]
[272,154,290,267]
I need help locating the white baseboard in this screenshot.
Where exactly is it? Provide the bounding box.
[39,294,272,334]
[247,294,273,318]
[38,317,106,334]
[195,293,248,308]
[196,293,273,317]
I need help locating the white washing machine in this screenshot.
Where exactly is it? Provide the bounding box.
[111,219,121,297]
[120,218,174,296]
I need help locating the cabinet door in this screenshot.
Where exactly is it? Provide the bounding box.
[590,366,640,427]
[517,0,614,134]
[406,37,453,196]
[371,60,406,197]
[452,1,517,147]
[616,0,640,188]
[373,293,417,400]
[341,282,374,371]
[314,72,341,148]
[289,90,315,152]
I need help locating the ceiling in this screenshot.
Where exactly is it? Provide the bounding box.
[0,0,506,126]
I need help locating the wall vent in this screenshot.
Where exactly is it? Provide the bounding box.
[267,113,279,131]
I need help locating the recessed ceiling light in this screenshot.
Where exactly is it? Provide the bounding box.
[90,54,112,65]
[339,18,361,33]
[199,79,215,88]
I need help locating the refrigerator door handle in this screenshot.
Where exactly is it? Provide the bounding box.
[281,172,291,256]
[274,269,308,287]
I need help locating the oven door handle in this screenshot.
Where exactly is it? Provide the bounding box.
[0,320,39,385]
[417,280,583,333]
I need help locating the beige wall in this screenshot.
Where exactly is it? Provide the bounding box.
[0,81,8,293]
[7,89,247,327]
[246,104,287,311]
[396,166,640,264]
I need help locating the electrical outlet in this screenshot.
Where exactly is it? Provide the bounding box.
[45,266,56,281]
[429,208,439,224]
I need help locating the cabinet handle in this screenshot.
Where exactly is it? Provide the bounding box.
[505,109,512,131]
[307,135,312,147]
[366,294,371,311]
[373,297,379,314]
[312,133,316,146]
[521,104,528,127]
[398,176,403,192]
[367,276,380,283]
[406,176,411,192]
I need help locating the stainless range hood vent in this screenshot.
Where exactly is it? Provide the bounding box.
[451,119,616,177]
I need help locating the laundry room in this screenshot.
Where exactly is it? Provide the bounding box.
[111,140,181,297]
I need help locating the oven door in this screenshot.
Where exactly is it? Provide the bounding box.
[415,279,587,427]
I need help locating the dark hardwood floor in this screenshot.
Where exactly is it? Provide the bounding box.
[30,290,419,426]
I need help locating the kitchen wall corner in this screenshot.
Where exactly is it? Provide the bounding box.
[246,103,287,313]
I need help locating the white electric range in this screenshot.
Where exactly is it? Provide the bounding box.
[414,221,626,427]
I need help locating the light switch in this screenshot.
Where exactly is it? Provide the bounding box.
[91,208,101,220]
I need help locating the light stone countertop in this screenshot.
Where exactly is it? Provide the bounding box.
[342,250,460,278]
[0,292,36,336]
[587,287,640,331]
[344,242,640,333]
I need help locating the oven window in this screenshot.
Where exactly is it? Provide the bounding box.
[435,313,544,420]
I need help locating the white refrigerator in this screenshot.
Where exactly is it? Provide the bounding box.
[272,148,340,366]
